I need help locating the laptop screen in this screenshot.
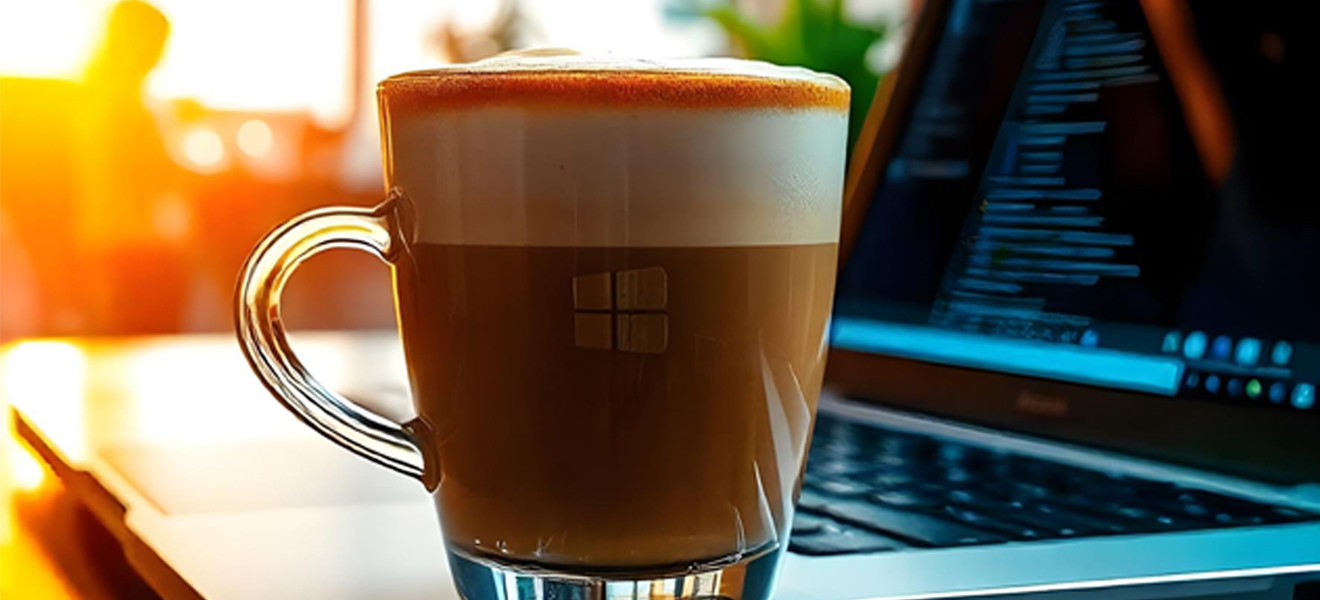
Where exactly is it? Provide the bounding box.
[835,0,1318,415]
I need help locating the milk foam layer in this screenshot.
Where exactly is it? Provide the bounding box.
[381,49,850,111]
[379,53,849,248]
[386,48,846,85]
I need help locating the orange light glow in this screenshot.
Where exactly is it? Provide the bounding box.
[2,342,89,462]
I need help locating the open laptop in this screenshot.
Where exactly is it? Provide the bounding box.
[782,0,1320,596]
[9,0,1320,598]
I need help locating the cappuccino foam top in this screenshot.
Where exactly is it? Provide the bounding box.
[380,49,850,112]
[379,51,849,248]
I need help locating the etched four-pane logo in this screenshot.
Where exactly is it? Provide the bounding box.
[572,267,668,354]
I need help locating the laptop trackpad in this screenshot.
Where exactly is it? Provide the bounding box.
[101,440,430,515]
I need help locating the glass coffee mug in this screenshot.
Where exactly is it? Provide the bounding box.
[237,52,848,599]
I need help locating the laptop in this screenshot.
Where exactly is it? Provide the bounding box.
[781,0,1320,596]
[8,0,1320,598]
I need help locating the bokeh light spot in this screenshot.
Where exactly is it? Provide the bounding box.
[181,127,224,170]
[236,119,274,157]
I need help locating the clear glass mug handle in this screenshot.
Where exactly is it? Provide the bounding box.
[235,190,433,486]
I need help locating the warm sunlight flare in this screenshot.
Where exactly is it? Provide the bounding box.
[128,336,360,444]
[2,342,89,462]
[0,0,101,79]
[146,0,352,124]
[0,0,351,122]
[5,437,45,493]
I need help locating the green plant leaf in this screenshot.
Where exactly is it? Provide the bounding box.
[699,0,890,152]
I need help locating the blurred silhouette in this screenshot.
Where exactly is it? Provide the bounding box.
[73,0,192,335]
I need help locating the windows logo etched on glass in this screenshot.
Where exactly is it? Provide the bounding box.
[572,267,669,354]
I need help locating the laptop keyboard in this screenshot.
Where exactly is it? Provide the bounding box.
[789,412,1316,556]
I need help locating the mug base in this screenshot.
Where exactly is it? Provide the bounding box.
[446,543,786,600]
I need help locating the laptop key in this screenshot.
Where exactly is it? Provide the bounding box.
[789,527,907,556]
[991,507,1088,538]
[1013,503,1121,536]
[870,487,948,510]
[798,488,836,513]
[810,498,1007,546]
[817,480,872,497]
[1007,481,1055,500]
[869,471,919,490]
[804,475,872,498]
[944,487,1009,507]
[1102,506,1196,532]
[941,467,978,484]
[1212,512,1265,526]
[791,512,832,536]
[942,491,1087,538]
[808,457,875,477]
[1173,490,1304,525]
[935,443,992,466]
[812,438,862,459]
[935,505,1045,540]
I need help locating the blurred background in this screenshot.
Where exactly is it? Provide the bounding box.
[5,1,1319,598]
[0,1,915,595]
[0,0,915,342]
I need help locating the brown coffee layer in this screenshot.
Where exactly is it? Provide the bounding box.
[380,70,849,113]
[396,242,837,568]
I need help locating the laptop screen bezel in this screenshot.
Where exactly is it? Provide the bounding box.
[827,0,1320,485]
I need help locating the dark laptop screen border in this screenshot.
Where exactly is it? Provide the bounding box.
[828,0,1320,484]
